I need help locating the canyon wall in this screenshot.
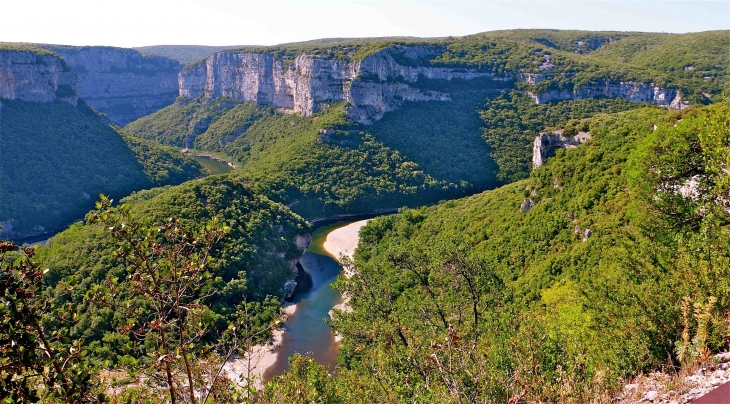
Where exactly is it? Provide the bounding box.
[179,44,687,124]
[179,45,503,124]
[40,45,182,125]
[527,82,688,109]
[0,47,78,106]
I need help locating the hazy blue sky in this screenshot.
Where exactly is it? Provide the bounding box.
[2,0,727,47]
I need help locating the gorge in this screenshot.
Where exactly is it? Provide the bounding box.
[0,28,728,402]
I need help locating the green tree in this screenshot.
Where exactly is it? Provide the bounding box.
[0,237,98,403]
[87,196,233,403]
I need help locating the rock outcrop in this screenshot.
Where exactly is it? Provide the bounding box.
[527,81,688,109]
[0,47,78,105]
[179,45,505,124]
[39,45,182,125]
[533,129,591,169]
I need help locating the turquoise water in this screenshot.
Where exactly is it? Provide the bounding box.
[262,222,356,379]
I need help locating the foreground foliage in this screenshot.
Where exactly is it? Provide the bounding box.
[0,239,98,403]
[87,198,240,403]
[35,177,308,367]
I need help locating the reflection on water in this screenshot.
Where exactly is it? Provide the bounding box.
[192,155,233,175]
[263,250,343,379]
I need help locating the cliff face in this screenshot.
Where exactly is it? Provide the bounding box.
[42,46,182,125]
[179,45,502,124]
[527,81,688,109]
[0,49,78,106]
[532,129,591,169]
[179,44,689,124]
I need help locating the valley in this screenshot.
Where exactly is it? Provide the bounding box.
[0,26,728,402]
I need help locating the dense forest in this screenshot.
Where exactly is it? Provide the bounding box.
[318,102,730,402]
[0,99,203,240]
[33,176,309,366]
[127,97,460,219]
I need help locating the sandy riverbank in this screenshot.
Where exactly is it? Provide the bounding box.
[223,303,296,389]
[225,219,371,386]
[322,220,369,341]
[322,219,370,264]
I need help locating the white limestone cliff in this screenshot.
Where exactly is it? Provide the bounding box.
[527,81,688,109]
[179,45,503,124]
[0,49,78,106]
[41,46,182,125]
[533,129,591,169]
[179,44,689,124]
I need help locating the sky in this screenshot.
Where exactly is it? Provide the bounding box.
[1,0,728,48]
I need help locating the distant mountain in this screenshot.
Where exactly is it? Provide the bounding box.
[133,40,436,65]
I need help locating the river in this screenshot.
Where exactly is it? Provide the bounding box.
[192,155,233,175]
[262,219,370,380]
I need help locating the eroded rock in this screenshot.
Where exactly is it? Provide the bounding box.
[532,129,591,169]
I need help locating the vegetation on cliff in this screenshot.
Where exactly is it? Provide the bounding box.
[469,29,646,53]
[0,43,66,60]
[588,30,730,103]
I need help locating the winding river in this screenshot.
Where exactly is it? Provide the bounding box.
[263,219,370,380]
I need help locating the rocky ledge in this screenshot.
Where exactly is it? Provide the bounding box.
[532,129,591,169]
[527,81,688,109]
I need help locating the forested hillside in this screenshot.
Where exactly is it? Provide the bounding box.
[128,97,462,218]
[307,103,730,402]
[125,90,643,219]
[0,99,203,240]
[35,176,309,364]
[588,30,729,103]
[126,30,726,222]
